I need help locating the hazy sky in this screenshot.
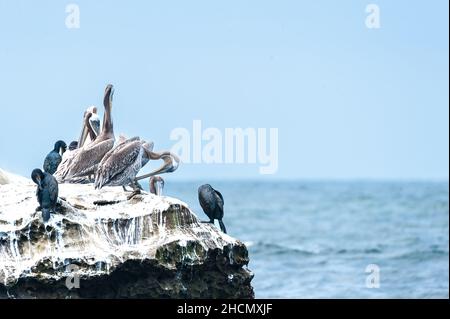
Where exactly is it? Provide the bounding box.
[0,0,448,180]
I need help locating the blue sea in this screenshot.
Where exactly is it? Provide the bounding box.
[154,180,449,298]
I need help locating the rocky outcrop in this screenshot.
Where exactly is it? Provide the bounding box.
[0,171,254,299]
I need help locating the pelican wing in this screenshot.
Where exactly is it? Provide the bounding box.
[95,140,143,189]
[100,137,139,168]
[54,149,78,182]
[68,138,115,179]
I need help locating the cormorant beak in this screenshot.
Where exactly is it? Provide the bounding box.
[35,176,42,188]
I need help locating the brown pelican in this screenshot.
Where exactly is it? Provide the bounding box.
[43,140,67,175]
[54,141,81,183]
[31,169,59,222]
[66,84,115,180]
[94,137,147,191]
[53,140,83,183]
[94,137,179,198]
[55,107,102,183]
[150,176,165,195]
[198,184,226,233]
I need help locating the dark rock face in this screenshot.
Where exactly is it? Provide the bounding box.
[0,178,254,299]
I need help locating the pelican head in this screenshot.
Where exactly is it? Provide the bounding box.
[163,153,180,173]
[87,106,98,114]
[142,141,154,152]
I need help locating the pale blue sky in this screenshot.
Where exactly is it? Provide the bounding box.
[0,0,448,180]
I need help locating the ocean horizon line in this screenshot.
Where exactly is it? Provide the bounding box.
[1,168,448,184]
[166,178,450,184]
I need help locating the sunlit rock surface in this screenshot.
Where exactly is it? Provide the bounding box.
[0,169,12,185]
[0,170,254,299]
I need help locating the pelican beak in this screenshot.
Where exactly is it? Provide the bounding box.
[161,156,176,173]
[104,84,114,107]
[78,122,88,147]
[165,153,180,173]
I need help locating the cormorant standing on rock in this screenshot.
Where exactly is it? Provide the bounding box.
[43,140,67,174]
[198,184,227,233]
[31,169,59,222]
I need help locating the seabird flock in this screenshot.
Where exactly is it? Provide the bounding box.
[32,84,179,221]
[31,84,226,233]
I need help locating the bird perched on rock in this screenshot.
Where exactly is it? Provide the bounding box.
[31,169,59,222]
[66,84,116,180]
[54,141,82,183]
[43,140,67,175]
[94,137,148,191]
[95,135,180,200]
[198,184,227,233]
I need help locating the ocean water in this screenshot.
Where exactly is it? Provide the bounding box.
[153,180,449,299]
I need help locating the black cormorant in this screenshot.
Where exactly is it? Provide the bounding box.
[43,140,67,175]
[31,168,59,222]
[198,184,226,233]
[68,141,78,151]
